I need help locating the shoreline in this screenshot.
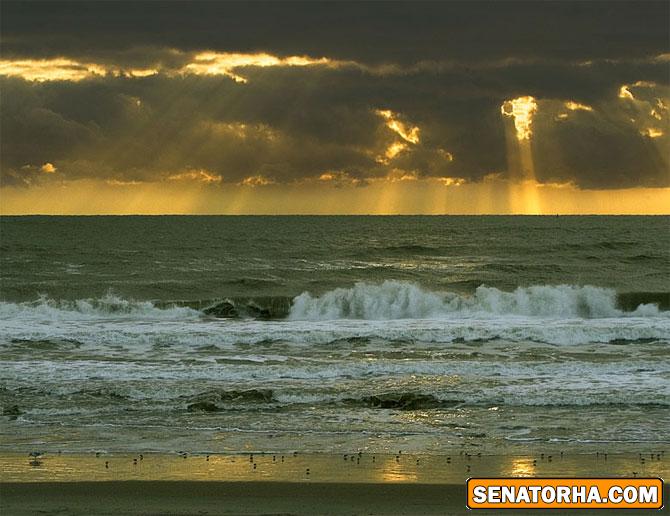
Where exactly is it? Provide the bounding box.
[3,451,666,514]
[2,451,667,483]
[2,480,668,516]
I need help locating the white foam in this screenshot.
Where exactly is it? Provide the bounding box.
[0,293,200,321]
[1,284,668,349]
[289,281,664,320]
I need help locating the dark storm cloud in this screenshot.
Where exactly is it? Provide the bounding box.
[1,1,669,189]
[2,1,668,65]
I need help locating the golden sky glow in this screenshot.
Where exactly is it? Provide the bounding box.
[619,85,635,100]
[501,96,538,140]
[376,109,421,144]
[375,109,422,164]
[167,169,222,184]
[1,178,668,215]
[500,96,541,213]
[39,163,57,174]
[180,52,332,83]
[0,52,333,83]
[1,54,668,215]
[0,58,107,81]
[564,101,593,112]
[640,128,664,138]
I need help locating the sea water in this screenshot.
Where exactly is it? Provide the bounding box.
[1,216,668,455]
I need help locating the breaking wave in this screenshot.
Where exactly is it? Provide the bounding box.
[289,281,665,320]
[1,283,667,324]
[0,293,200,320]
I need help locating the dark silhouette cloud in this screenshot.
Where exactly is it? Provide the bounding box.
[2,1,667,64]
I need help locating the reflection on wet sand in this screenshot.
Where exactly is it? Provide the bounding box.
[1,451,666,483]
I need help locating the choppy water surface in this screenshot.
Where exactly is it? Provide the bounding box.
[1,216,668,454]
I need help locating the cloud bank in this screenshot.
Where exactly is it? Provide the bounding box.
[1,1,668,192]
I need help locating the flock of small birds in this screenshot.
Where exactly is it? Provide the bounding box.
[26,448,665,480]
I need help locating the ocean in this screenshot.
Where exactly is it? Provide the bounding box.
[1,216,668,455]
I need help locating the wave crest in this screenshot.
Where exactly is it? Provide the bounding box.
[289,281,663,320]
[0,293,199,320]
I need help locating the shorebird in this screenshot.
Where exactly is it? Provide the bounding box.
[105,461,109,469]
[28,451,43,460]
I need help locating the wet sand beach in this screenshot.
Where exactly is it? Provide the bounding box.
[1,452,667,515]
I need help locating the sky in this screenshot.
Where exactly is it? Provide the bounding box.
[1,1,669,214]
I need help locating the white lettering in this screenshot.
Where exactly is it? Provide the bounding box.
[587,486,601,503]
[489,486,500,503]
[610,486,623,503]
[639,486,657,504]
[541,486,556,503]
[623,486,637,503]
[517,487,531,503]
[556,486,570,503]
[528,486,541,503]
[472,486,487,504]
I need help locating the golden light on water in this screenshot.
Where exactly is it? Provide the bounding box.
[504,457,538,477]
